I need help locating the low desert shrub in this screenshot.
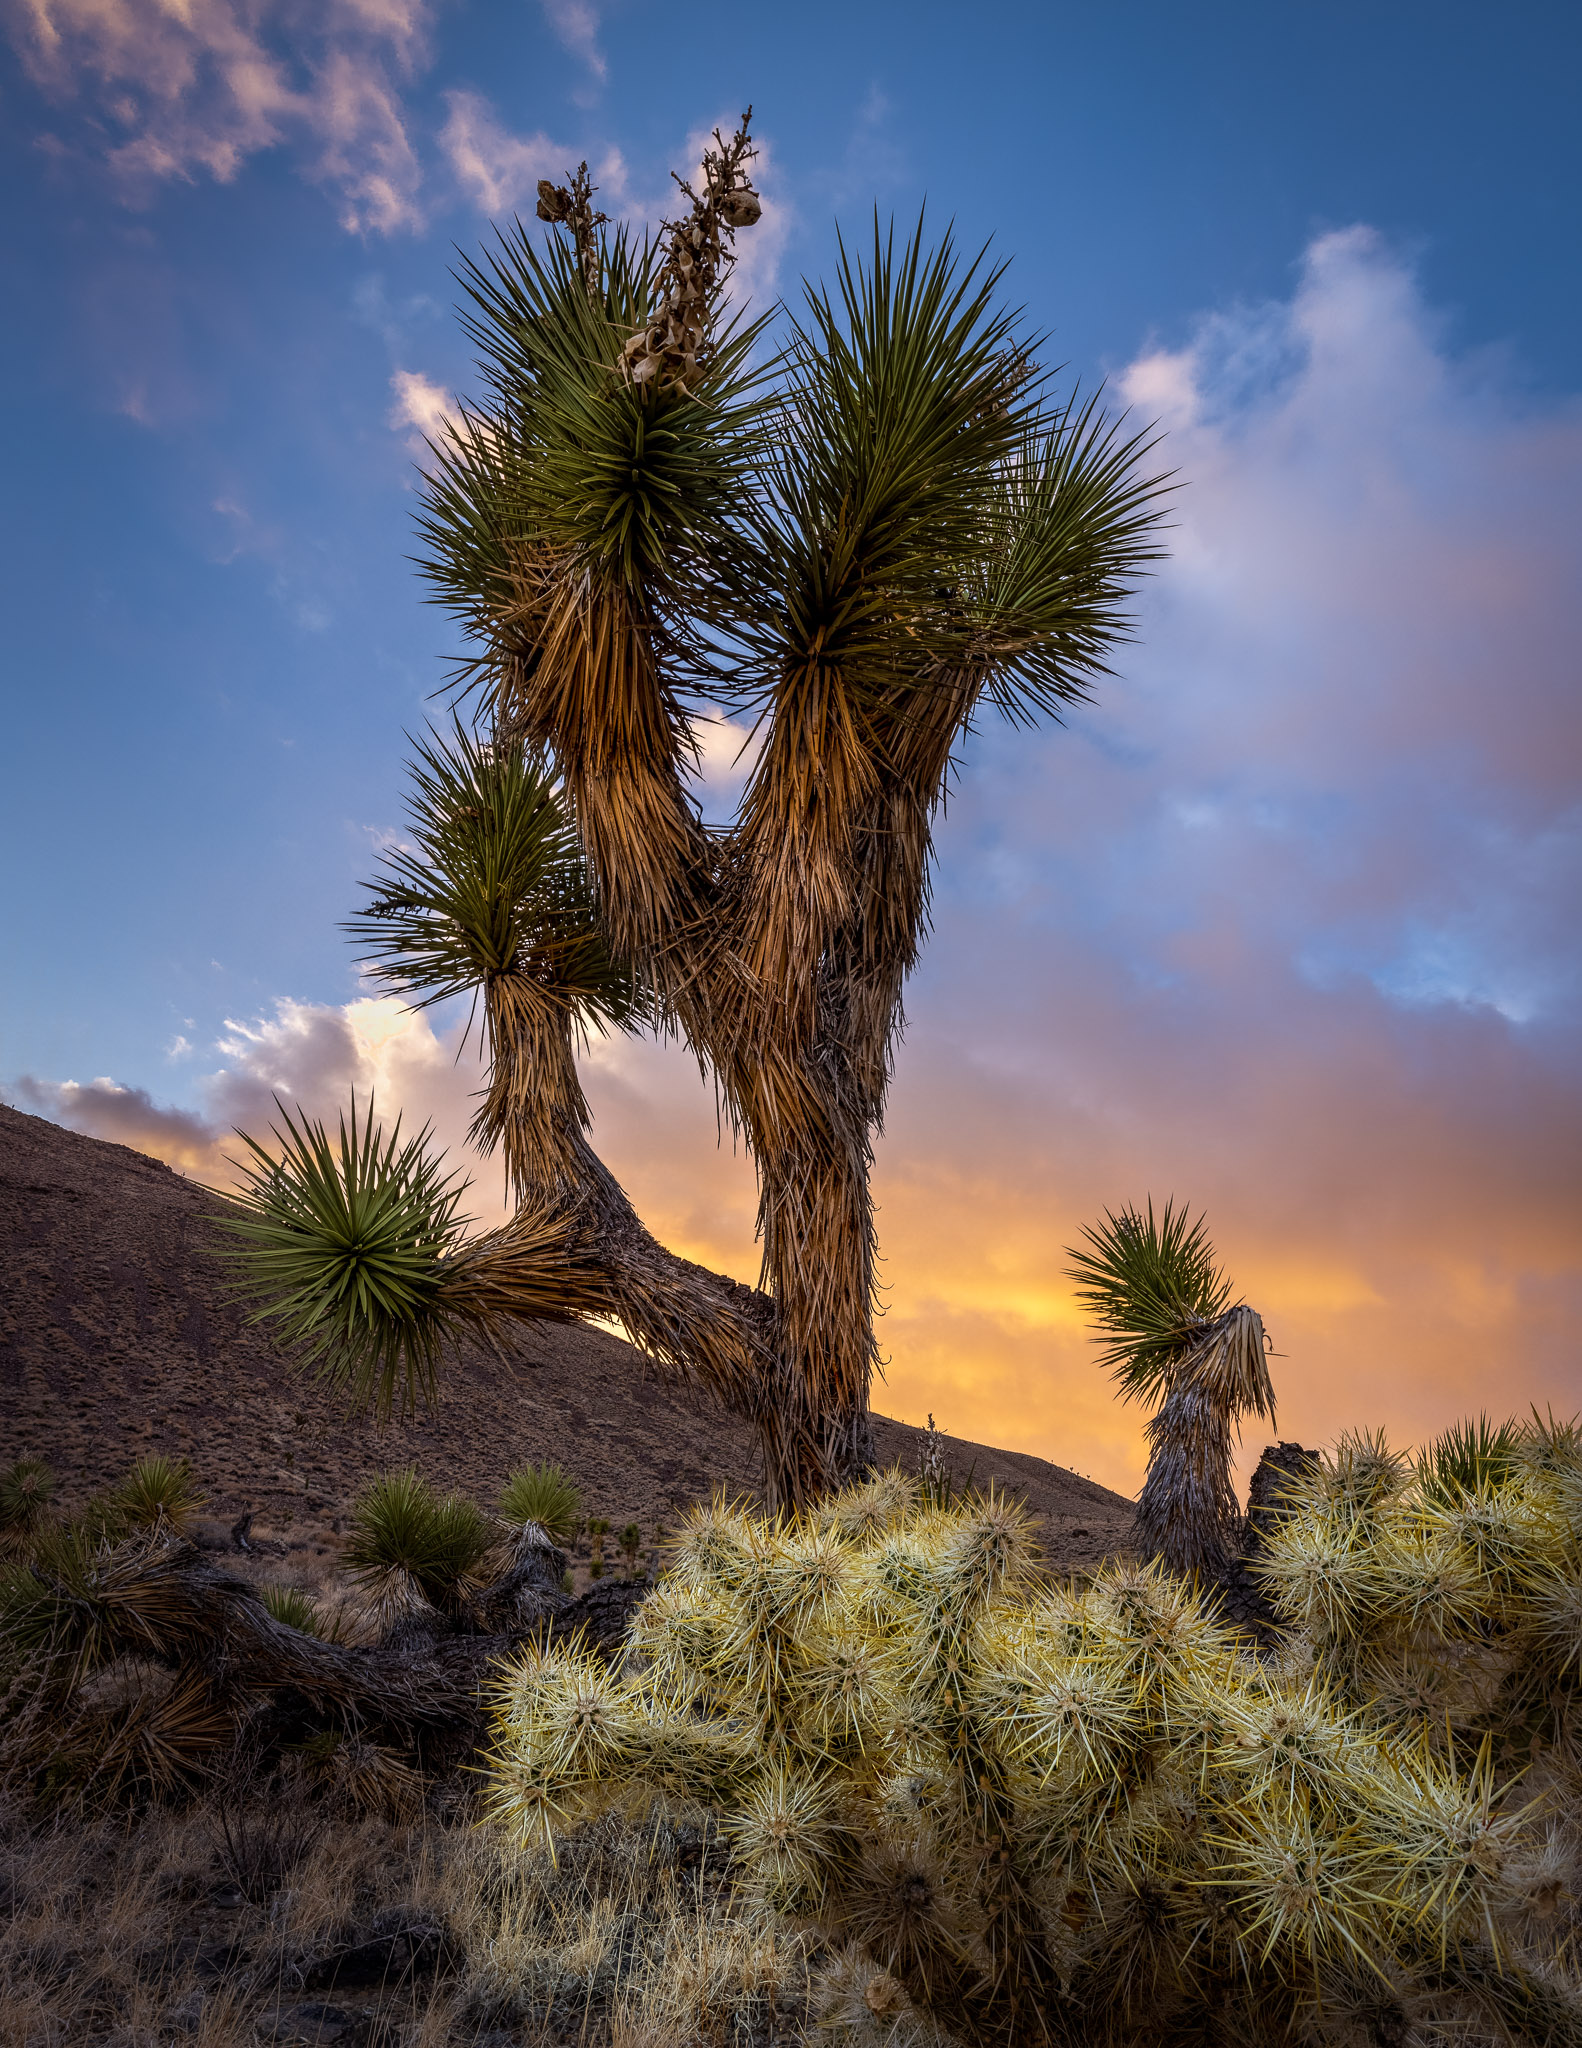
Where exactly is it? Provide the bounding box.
[482,1461,1582,2048]
[439,1808,809,2044]
[259,1582,334,1638]
[213,1769,327,1902]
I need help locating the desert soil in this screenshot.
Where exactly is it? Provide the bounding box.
[0,1104,1137,1581]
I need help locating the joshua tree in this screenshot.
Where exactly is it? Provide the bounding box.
[1067,1200,1276,1575]
[224,111,1168,1508]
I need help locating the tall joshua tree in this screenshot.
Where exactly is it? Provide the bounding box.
[224,114,1169,1509]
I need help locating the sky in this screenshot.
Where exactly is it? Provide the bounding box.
[1,0,1578,1496]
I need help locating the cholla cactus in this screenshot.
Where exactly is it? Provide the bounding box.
[1257,1415,1582,1762]
[482,1466,1582,2045]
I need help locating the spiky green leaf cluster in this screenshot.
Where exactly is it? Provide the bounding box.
[419,225,767,624]
[1065,1198,1233,1401]
[735,228,1166,718]
[0,1459,54,1540]
[483,1464,1582,2045]
[259,1582,332,1638]
[215,1098,472,1418]
[112,1454,204,1534]
[345,1466,492,1615]
[499,1461,582,1547]
[344,721,642,1032]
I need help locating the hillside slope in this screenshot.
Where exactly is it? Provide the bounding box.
[0,1104,1135,1567]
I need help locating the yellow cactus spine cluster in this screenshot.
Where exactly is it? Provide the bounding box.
[484,1442,1582,2045]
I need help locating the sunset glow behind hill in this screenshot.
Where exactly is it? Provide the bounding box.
[2,1,1577,1497]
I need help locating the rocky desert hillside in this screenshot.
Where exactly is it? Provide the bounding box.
[0,1104,1136,1569]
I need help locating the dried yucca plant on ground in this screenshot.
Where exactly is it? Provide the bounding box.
[483,1466,1582,2048]
[217,104,1171,1509]
[0,1452,604,1822]
[1068,1200,1277,1576]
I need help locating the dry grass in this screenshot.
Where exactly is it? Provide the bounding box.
[0,1792,814,2047]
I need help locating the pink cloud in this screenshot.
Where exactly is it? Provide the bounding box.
[15,996,508,1224]
[5,0,430,229]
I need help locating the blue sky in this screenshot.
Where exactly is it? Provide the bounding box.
[2,0,1578,1486]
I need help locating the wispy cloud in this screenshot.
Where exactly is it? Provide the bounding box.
[539,0,605,85]
[437,87,572,217]
[5,0,431,230]
[387,365,453,448]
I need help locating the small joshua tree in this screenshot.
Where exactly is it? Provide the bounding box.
[1067,1200,1276,1577]
[218,107,1170,1510]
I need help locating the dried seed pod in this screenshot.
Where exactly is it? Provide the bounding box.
[535,179,572,223]
[719,186,762,229]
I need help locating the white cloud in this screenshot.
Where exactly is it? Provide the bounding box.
[539,0,605,82]
[388,366,454,446]
[5,0,430,231]
[437,88,572,217]
[687,708,762,822]
[18,996,507,1222]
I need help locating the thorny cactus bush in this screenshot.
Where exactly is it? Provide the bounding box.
[1255,1417,1582,1806]
[483,1465,1582,2048]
